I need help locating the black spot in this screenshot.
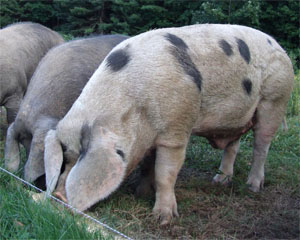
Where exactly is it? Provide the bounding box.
[219,39,233,56]
[165,33,188,51]
[79,124,91,161]
[106,48,130,72]
[267,39,272,45]
[236,38,251,64]
[164,33,202,91]
[242,78,252,95]
[116,149,125,160]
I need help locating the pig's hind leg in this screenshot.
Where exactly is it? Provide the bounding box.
[213,139,240,185]
[247,100,288,192]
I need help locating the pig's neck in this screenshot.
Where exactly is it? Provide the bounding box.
[73,76,157,174]
[103,105,157,176]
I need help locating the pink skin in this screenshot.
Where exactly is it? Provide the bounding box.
[54,191,67,203]
[202,113,256,150]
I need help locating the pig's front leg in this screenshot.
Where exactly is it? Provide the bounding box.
[153,144,186,225]
[213,139,240,184]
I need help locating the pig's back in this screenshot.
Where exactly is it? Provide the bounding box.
[62,24,293,134]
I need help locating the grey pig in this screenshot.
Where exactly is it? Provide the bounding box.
[4,35,129,190]
[0,22,64,124]
[43,24,294,225]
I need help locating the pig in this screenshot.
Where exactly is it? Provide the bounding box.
[0,22,64,124]
[4,35,129,189]
[43,24,294,225]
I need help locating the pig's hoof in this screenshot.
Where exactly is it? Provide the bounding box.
[160,215,172,226]
[212,174,232,185]
[153,210,176,226]
[153,202,179,225]
[246,176,264,192]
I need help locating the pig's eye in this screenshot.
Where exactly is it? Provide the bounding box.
[116,149,125,160]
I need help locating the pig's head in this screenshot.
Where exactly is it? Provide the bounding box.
[45,122,127,211]
[66,124,127,210]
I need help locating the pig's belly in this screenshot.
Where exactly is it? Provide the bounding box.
[192,108,257,150]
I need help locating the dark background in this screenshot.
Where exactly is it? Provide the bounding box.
[1,0,299,69]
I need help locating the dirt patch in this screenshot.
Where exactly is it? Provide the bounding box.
[95,167,299,240]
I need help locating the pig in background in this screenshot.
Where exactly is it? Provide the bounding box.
[4,35,129,190]
[0,22,64,125]
[43,24,293,225]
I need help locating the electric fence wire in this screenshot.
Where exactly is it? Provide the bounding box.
[0,166,133,240]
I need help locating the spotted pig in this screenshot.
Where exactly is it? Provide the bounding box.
[44,24,294,225]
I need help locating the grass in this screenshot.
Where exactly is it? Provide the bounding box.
[0,73,299,239]
[0,134,114,239]
[0,173,113,239]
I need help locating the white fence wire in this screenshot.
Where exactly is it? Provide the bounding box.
[0,166,133,240]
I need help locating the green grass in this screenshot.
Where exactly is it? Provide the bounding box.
[0,137,114,239]
[287,72,300,116]
[0,169,114,239]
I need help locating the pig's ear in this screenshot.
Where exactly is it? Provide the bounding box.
[24,130,47,182]
[65,127,126,211]
[44,129,64,194]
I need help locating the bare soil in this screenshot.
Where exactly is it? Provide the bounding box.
[93,167,300,240]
